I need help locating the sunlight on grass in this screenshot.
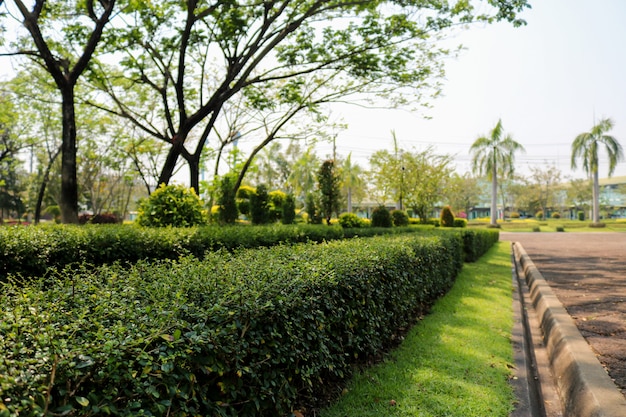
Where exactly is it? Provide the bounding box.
[320,242,515,417]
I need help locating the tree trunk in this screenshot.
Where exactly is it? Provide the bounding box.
[189,155,200,194]
[60,87,79,224]
[592,169,600,223]
[34,146,61,224]
[490,164,498,226]
[158,139,185,187]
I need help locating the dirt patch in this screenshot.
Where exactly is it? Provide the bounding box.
[501,232,626,396]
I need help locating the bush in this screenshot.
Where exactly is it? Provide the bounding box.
[510,212,520,218]
[250,184,271,224]
[532,226,541,232]
[453,218,468,228]
[305,193,322,224]
[551,212,561,219]
[78,213,119,224]
[236,185,255,217]
[269,190,287,222]
[217,175,239,224]
[0,233,472,416]
[137,184,206,227]
[556,226,565,232]
[281,194,296,225]
[391,209,409,227]
[535,210,544,220]
[440,206,455,227]
[578,211,585,221]
[371,206,392,228]
[338,212,366,228]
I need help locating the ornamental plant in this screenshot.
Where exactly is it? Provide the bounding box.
[371,206,392,228]
[440,205,455,227]
[136,184,206,227]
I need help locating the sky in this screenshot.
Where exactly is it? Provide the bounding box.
[317,0,626,181]
[2,1,625,182]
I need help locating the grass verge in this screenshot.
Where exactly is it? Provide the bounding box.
[319,241,515,417]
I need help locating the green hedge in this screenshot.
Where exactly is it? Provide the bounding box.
[0,232,479,416]
[0,224,497,280]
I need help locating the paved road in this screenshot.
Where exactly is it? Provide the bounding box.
[501,232,626,395]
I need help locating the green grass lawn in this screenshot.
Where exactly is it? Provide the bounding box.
[469,218,626,232]
[319,241,515,417]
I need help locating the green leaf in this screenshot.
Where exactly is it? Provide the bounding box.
[76,396,89,407]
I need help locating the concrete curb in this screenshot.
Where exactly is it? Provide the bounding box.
[512,242,626,417]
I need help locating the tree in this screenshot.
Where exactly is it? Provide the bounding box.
[527,164,563,218]
[250,184,270,225]
[339,152,365,213]
[369,146,452,223]
[317,160,341,225]
[571,118,624,224]
[444,173,484,219]
[87,0,529,195]
[470,119,525,227]
[217,174,239,224]
[1,0,117,223]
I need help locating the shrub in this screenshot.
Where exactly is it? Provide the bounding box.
[269,190,287,222]
[510,212,520,218]
[532,226,541,232]
[217,175,239,224]
[371,206,392,228]
[281,194,296,225]
[338,212,365,228]
[79,213,119,224]
[556,226,565,232]
[250,184,271,224]
[535,210,544,220]
[236,185,256,217]
[305,193,322,224]
[578,211,585,221]
[453,218,468,228]
[0,233,473,416]
[551,212,561,219]
[440,206,455,227]
[391,209,409,227]
[137,184,206,227]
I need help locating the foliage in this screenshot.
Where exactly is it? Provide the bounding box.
[470,119,525,226]
[338,212,367,228]
[510,212,520,218]
[453,218,468,228]
[317,160,341,225]
[305,192,322,224]
[78,213,119,224]
[281,194,296,225]
[137,184,206,227]
[250,184,271,224]
[391,209,409,227]
[236,185,255,217]
[0,232,488,416]
[571,117,624,223]
[578,211,585,221]
[532,226,541,232]
[321,242,515,417]
[556,226,565,232]
[371,206,392,228]
[535,210,544,220]
[269,190,287,222]
[369,146,453,223]
[217,175,239,224]
[551,212,561,219]
[440,205,455,227]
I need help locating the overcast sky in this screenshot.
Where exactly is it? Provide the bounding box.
[320,0,626,181]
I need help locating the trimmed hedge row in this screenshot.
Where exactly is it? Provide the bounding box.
[0,224,498,280]
[0,232,484,416]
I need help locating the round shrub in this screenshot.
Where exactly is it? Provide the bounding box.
[390,209,409,227]
[577,211,585,221]
[453,218,467,228]
[535,210,544,220]
[510,212,520,219]
[440,206,455,227]
[137,184,206,227]
[371,206,392,228]
[338,212,365,228]
[551,212,561,219]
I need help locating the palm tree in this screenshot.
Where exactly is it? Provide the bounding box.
[571,118,624,224]
[340,153,364,213]
[470,119,525,227]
